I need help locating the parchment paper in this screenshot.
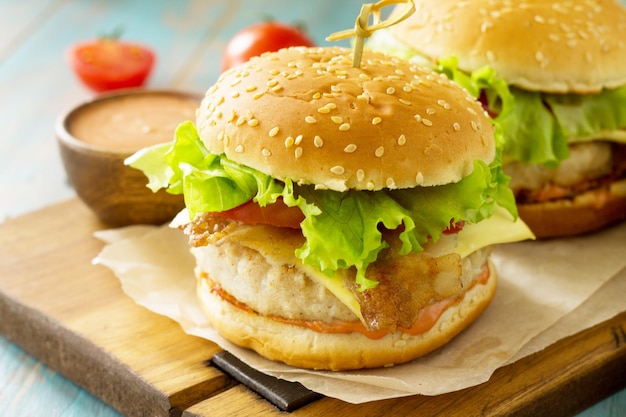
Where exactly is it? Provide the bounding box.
[93,220,626,403]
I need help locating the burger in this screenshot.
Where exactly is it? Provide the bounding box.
[126,46,533,370]
[368,0,626,238]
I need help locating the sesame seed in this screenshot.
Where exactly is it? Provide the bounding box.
[466,107,478,115]
[247,119,259,127]
[217,96,225,105]
[386,178,396,188]
[330,165,345,175]
[223,133,230,146]
[272,85,283,92]
[312,92,321,99]
[323,93,334,98]
[357,94,370,103]
[331,116,343,124]
[357,169,365,182]
[294,147,303,159]
[235,144,244,153]
[326,103,337,109]
[416,172,424,184]
[344,144,357,153]
[294,135,303,145]
[471,120,479,131]
[399,98,412,106]
[245,85,257,92]
[331,85,341,92]
[414,114,422,122]
[253,91,265,100]
[426,108,436,115]
[284,136,294,148]
[261,148,272,157]
[269,127,279,137]
[453,122,461,131]
[235,117,245,126]
[339,123,351,131]
[218,130,225,141]
[314,135,324,148]
[318,106,331,114]
[305,116,317,124]
[231,92,240,98]
[437,100,451,109]
[397,134,406,146]
[270,69,280,75]
[386,87,396,94]
[372,117,382,125]
[230,79,242,87]
[366,181,375,190]
[535,51,545,62]
[375,146,385,157]
[422,118,433,126]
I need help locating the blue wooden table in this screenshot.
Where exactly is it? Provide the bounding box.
[0,1,625,415]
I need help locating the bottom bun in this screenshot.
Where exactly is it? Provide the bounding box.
[517,179,626,239]
[197,259,497,371]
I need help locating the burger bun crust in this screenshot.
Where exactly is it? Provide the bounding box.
[197,259,497,371]
[517,179,626,238]
[389,0,626,93]
[196,46,495,192]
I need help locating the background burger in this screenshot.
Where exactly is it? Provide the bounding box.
[368,0,626,238]
[126,46,533,370]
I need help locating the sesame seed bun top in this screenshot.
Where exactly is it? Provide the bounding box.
[196,46,495,192]
[388,0,626,94]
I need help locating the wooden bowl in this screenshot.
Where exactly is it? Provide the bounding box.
[56,89,200,227]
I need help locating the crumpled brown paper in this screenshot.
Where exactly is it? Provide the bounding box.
[93,221,626,403]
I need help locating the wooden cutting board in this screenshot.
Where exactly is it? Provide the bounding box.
[1,199,625,417]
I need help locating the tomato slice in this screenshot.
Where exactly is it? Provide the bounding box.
[215,198,305,229]
[443,220,465,235]
[68,39,155,92]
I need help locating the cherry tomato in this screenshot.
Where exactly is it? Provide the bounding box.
[221,21,315,72]
[215,198,305,229]
[68,38,155,92]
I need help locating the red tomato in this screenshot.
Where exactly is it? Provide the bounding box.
[443,220,465,235]
[221,21,315,72]
[215,198,305,229]
[68,39,155,92]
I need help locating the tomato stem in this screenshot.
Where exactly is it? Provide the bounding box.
[98,25,125,41]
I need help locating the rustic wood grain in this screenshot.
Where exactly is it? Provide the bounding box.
[184,313,626,417]
[0,199,229,416]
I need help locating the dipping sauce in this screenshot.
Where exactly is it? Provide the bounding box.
[68,91,199,152]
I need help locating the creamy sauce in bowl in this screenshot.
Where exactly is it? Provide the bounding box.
[68,91,199,153]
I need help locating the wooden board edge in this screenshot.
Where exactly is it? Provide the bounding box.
[180,312,626,416]
[0,292,175,417]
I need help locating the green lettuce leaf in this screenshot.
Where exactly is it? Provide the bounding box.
[545,86,626,139]
[367,29,626,167]
[126,121,516,289]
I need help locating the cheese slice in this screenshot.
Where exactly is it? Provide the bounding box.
[177,205,534,321]
[454,206,535,258]
[298,206,534,320]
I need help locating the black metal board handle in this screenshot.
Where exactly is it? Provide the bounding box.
[211,351,323,412]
